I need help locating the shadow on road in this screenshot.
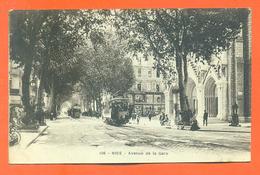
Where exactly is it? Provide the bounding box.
[198,130,250,133]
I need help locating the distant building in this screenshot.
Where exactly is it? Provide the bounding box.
[9,61,50,110]
[128,54,166,116]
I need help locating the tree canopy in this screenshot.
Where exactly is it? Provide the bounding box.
[78,33,135,111]
[9,10,103,119]
[113,8,244,113]
[10,10,135,119]
[9,9,247,123]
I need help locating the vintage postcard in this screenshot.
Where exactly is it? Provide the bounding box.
[8,8,251,164]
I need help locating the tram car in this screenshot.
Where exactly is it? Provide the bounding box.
[103,97,133,126]
[68,105,81,119]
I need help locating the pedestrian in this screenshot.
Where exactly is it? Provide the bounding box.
[159,112,165,125]
[50,112,54,120]
[148,107,152,122]
[165,114,169,122]
[190,118,200,131]
[136,114,140,124]
[162,114,169,126]
[230,102,239,126]
[148,112,152,122]
[232,102,239,115]
[203,110,208,126]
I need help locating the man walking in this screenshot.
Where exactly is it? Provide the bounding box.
[203,110,208,126]
[136,114,140,124]
[148,107,152,122]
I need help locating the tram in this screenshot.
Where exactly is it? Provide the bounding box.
[103,97,133,126]
[68,105,81,118]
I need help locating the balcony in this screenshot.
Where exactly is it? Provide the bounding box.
[9,95,21,105]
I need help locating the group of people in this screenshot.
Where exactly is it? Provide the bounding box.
[159,113,170,126]
[175,109,209,130]
[130,108,211,130]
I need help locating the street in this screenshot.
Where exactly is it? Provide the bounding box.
[9,116,251,163]
[8,9,252,165]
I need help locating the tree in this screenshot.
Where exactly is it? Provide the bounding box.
[10,11,49,121]
[78,33,135,112]
[10,10,105,122]
[35,10,110,117]
[10,11,82,122]
[114,9,243,117]
[34,11,84,117]
[239,9,251,120]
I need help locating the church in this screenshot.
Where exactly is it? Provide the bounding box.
[164,22,251,124]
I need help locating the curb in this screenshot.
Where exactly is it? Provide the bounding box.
[26,126,49,148]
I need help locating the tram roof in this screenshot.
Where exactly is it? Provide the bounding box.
[109,97,129,102]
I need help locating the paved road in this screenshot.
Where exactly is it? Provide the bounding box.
[9,117,251,163]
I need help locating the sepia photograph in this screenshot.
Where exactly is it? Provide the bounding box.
[8,8,251,164]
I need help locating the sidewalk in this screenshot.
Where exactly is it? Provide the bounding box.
[127,117,251,133]
[11,125,48,149]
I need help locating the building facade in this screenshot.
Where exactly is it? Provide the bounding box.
[128,54,166,116]
[9,62,23,105]
[164,30,251,123]
[9,61,50,110]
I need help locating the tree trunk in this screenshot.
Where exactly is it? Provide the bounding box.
[176,51,189,113]
[183,56,190,110]
[47,85,53,112]
[46,75,59,120]
[96,94,102,113]
[36,54,50,111]
[36,71,45,111]
[21,59,33,119]
[48,82,55,110]
[96,98,100,112]
[242,9,251,120]
[92,98,96,112]
[50,86,57,119]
